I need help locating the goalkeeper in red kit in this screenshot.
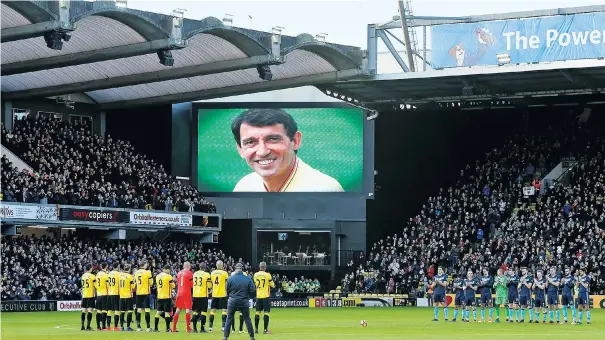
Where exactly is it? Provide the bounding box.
[173,262,194,332]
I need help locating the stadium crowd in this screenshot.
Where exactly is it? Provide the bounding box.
[0,235,251,301]
[343,117,605,296]
[1,117,215,213]
[0,234,323,301]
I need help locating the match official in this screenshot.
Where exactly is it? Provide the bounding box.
[223,263,256,340]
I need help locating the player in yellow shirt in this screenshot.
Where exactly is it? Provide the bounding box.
[80,264,96,331]
[209,260,229,332]
[134,261,153,331]
[253,262,275,334]
[119,263,135,331]
[192,264,212,333]
[107,264,121,331]
[95,263,110,330]
[154,265,175,332]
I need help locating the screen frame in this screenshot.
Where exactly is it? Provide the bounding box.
[191,102,375,199]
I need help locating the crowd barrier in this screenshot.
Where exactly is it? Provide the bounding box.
[0,202,221,231]
[3,295,603,312]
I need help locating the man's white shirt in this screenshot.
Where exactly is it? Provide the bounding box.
[233,158,344,192]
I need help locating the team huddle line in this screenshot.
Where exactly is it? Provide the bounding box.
[79,259,275,339]
[431,266,592,324]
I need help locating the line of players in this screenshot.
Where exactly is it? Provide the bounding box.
[431,265,592,324]
[80,259,275,334]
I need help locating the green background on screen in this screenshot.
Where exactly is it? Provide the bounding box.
[197,107,364,192]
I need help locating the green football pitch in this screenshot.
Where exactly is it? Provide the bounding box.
[2,308,603,340]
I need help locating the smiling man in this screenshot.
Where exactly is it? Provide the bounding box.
[231,108,343,192]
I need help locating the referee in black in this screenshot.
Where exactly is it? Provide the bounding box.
[223,263,256,340]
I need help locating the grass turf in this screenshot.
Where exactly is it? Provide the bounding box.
[1,308,603,340]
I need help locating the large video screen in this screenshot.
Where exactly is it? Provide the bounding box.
[197,107,363,192]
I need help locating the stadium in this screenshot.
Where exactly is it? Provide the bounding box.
[1,1,604,340]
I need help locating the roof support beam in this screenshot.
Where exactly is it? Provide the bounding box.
[376,29,409,72]
[1,1,73,43]
[1,21,64,42]
[1,39,183,75]
[3,54,286,100]
[98,68,363,110]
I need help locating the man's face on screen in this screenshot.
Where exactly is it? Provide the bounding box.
[237,123,301,180]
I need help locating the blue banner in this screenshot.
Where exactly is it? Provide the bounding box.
[431,12,605,68]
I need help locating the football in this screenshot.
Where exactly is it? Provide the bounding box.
[360,320,368,327]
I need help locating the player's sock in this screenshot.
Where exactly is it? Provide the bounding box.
[434,307,438,320]
[543,311,547,322]
[127,311,133,327]
[154,313,161,330]
[556,310,560,322]
[239,313,244,331]
[472,309,477,321]
[549,310,553,321]
[114,313,120,328]
[165,314,172,331]
[571,305,576,320]
[529,308,533,321]
[505,306,509,320]
[102,312,107,328]
[578,311,583,323]
[562,307,568,321]
[515,309,519,321]
[172,313,180,331]
[264,314,270,331]
[201,312,207,330]
[586,311,591,323]
[481,308,485,321]
[222,311,227,328]
[185,313,191,330]
[135,311,141,327]
[145,311,151,328]
[192,312,199,331]
[495,307,500,319]
[87,311,93,328]
[444,307,449,320]
[81,312,86,328]
[209,312,214,328]
[489,308,493,320]
[521,308,525,321]
[453,308,458,320]
[535,310,539,321]
[107,311,112,328]
[96,312,101,329]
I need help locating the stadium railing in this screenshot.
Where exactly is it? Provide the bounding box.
[0,202,221,232]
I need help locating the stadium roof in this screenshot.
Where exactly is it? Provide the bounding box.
[319,60,605,106]
[0,0,365,109]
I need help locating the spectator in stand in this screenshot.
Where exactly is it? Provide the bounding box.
[343,116,605,296]
[1,118,214,213]
[0,235,251,301]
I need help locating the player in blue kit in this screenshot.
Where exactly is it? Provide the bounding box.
[506,268,520,323]
[518,267,533,323]
[478,268,493,323]
[576,267,591,325]
[463,270,478,322]
[432,267,449,322]
[533,269,547,323]
[560,267,576,324]
[451,275,465,322]
[546,267,561,323]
